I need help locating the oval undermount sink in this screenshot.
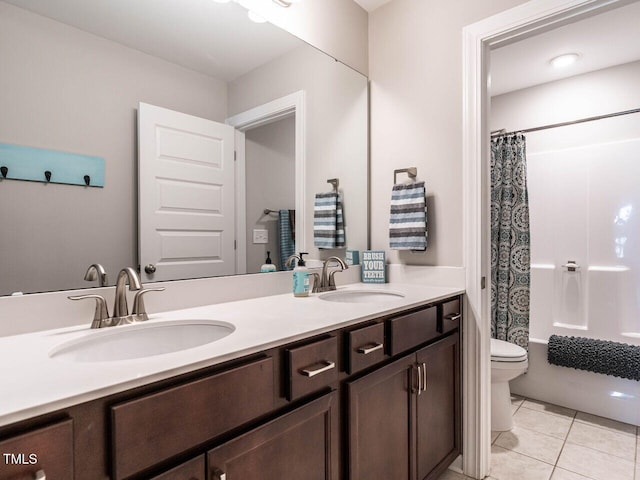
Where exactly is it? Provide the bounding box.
[318,289,405,304]
[49,320,235,362]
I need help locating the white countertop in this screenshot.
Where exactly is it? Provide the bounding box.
[0,282,463,427]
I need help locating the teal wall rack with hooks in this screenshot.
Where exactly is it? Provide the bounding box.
[0,143,105,187]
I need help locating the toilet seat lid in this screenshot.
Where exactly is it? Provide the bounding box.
[491,338,527,362]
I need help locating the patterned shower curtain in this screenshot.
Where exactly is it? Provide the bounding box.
[491,133,530,349]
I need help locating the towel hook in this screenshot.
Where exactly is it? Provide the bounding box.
[84,175,91,186]
[0,166,7,178]
[44,170,52,182]
[394,167,417,184]
[327,178,339,192]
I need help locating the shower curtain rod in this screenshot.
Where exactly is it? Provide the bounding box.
[491,107,640,137]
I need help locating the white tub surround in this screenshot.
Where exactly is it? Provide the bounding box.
[0,282,463,428]
[511,338,640,426]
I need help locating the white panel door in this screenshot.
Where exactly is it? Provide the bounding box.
[138,103,236,282]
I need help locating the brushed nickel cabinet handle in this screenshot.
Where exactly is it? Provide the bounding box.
[422,362,427,393]
[300,361,335,377]
[212,468,226,480]
[417,364,423,395]
[444,313,461,322]
[356,342,383,355]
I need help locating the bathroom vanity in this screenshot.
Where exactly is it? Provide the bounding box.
[0,285,462,480]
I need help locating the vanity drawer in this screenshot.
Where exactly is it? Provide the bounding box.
[346,322,385,374]
[0,419,73,480]
[150,455,205,480]
[111,357,274,480]
[440,297,461,334]
[286,336,338,400]
[387,306,438,356]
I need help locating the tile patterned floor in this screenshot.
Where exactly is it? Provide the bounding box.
[438,395,640,480]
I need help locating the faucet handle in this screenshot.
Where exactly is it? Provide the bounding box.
[68,294,110,329]
[132,287,165,321]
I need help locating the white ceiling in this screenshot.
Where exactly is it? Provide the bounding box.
[353,0,394,13]
[491,1,640,96]
[3,0,303,81]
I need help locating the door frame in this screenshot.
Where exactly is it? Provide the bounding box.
[462,0,629,477]
[226,90,306,270]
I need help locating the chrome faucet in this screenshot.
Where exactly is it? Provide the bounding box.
[84,263,108,287]
[112,267,142,320]
[314,256,348,293]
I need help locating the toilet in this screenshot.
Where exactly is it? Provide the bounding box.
[490,338,528,431]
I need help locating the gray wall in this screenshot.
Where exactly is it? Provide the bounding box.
[0,2,227,295]
[368,0,528,267]
[228,45,369,262]
[245,117,296,272]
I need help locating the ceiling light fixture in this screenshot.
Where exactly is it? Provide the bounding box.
[550,53,580,68]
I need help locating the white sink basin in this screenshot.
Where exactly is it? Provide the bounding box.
[318,289,405,304]
[49,320,235,362]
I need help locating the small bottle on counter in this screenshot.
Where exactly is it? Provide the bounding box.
[292,252,311,297]
[260,251,277,273]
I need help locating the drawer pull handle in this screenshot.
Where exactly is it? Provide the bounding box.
[416,364,423,395]
[422,362,427,393]
[34,471,46,480]
[444,313,461,322]
[212,468,226,480]
[301,361,336,377]
[357,343,383,355]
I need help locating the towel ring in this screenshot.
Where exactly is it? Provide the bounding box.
[394,167,417,184]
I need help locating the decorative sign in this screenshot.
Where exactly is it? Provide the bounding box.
[346,250,360,266]
[361,250,386,283]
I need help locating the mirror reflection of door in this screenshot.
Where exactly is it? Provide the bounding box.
[244,116,295,273]
[138,103,236,282]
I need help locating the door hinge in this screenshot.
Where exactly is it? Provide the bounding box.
[234,239,237,250]
[234,150,237,161]
[481,276,486,289]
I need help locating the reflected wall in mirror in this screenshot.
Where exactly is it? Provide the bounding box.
[0,0,368,295]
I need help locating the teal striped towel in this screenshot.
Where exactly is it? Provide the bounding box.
[389,181,427,250]
[314,192,345,249]
[279,210,295,270]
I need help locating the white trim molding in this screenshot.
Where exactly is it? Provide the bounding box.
[226,91,307,252]
[462,1,629,478]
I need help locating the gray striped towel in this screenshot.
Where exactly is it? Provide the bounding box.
[389,181,427,250]
[314,192,345,249]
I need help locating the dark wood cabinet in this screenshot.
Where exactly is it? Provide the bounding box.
[0,295,462,480]
[207,392,338,480]
[347,354,416,480]
[347,333,461,480]
[0,419,74,480]
[150,455,205,480]
[416,334,461,480]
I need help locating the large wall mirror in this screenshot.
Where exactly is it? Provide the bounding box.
[0,0,368,296]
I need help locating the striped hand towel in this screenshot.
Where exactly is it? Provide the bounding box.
[279,209,296,270]
[314,192,346,249]
[389,181,427,250]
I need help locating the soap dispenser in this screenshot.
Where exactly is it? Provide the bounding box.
[292,252,311,297]
[261,251,277,273]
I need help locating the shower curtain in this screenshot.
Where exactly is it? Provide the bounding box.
[491,133,530,349]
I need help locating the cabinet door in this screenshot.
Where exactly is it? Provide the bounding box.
[207,392,338,480]
[415,334,460,480]
[346,354,416,480]
[0,419,73,480]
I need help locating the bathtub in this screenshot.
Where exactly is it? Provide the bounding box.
[509,265,640,426]
[510,338,639,426]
